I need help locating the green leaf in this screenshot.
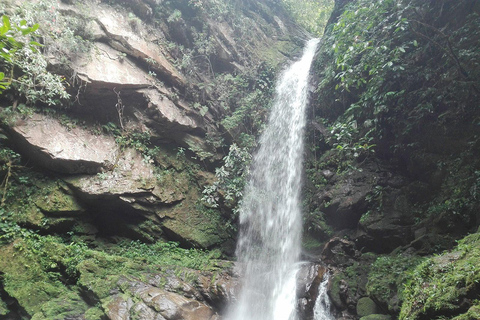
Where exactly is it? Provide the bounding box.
[2,15,11,31]
[0,72,4,81]
[29,41,43,47]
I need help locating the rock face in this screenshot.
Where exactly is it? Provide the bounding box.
[11,113,118,174]
[108,277,218,320]
[0,0,307,316]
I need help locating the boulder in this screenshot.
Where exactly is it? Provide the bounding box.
[197,271,238,311]
[316,167,377,229]
[356,297,379,317]
[296,263,328,319]
[109,276,219,320]
[10,113,118,174]
[322,238,359,267]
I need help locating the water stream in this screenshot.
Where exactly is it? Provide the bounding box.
[314,273,335,320]
[227,38,320,320]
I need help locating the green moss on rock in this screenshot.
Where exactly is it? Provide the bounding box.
[357,297,379,317]
[0,299,8,316]
[0,239,87,317]
[34,181,83,214]
[400,233,480,320]
[367,254,424,313]
[452,304,480,320]
[360,315,392,320]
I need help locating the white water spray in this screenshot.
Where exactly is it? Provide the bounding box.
[314,273,335,320]
[227,38,320,320]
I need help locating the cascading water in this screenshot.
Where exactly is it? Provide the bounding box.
[227,38,320,320]
[314,273,335,320]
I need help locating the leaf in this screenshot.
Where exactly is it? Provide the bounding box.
[29,41,43,47]
[0,72,4,81]
[2,15,11,31]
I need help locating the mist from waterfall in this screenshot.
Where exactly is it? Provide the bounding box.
[226,38,320,320]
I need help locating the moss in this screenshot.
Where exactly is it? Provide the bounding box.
[357,297,379,317]
[0,299,8,316]
[31,294,88,320]
[161,191,230,248]
[0,239,87,317]
[367,254,424,313]
[452,304,480,320]
[84,306,106,320]
[34,181,83,214]
[400,233,480,320]
[257,40,300,67]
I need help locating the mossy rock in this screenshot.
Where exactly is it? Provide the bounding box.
[400,233,480,320]
[359,315,392,320]
[161,191,230,248]
[84,306,107,320]
[366,254,424,313]
[34,182,84,215]
[0,299,8,316]
[357,297,379,317]
[0,240,87,317]
[329,273,345,309]
[452,304,480,320]
[31,294,88,320]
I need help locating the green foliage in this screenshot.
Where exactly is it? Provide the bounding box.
[202,143,251,213]
[0,12,69,106]
[367,254,424,312]
[281,0,334,36]
[313,0,480,173]
[0,15,40,93]
[217,65,276,145]
[400,233,480,320]
[0,0,95,106]
[110,240,223,270]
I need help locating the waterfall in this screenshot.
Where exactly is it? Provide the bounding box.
[227,38,320,320]
[314,273,335,320]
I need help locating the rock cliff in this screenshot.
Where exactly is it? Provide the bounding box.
[0,0,309,318]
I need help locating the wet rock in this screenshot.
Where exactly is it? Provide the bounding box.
[197,271,238,310]
[130,302,167,320]
[356,191,416,253]
[322,238,359,267]
[328,276,349,310]
[113,277,219,320]
[10,113,117,174]
[105,295,134,320]
[316,167,378,229]
[296,263,328,320]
